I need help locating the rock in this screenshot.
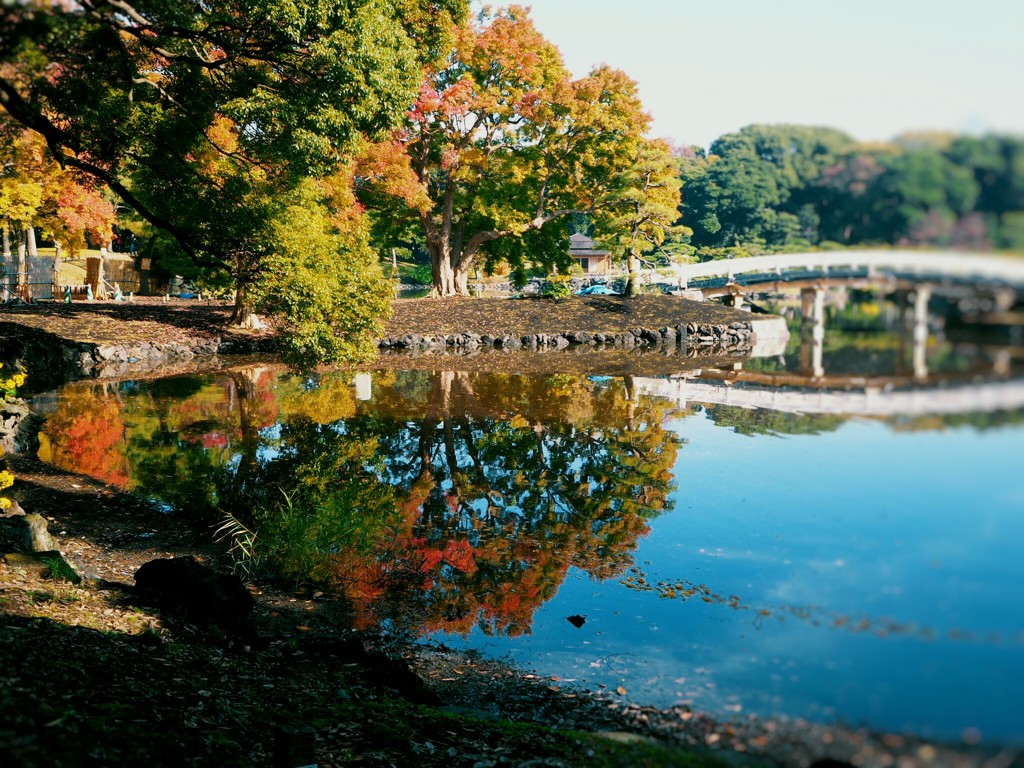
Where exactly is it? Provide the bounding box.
[95,344,118,361]
[134,556,255,635]
[552,335,569,350]
[1,499,25,518]
[22,513,54,552]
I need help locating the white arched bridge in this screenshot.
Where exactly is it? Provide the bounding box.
[666,249,1024,292]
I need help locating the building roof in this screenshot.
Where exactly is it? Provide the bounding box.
[568,233,610,257]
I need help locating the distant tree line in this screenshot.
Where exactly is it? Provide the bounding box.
[676,125,1024,259]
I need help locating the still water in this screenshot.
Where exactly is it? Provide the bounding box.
[32,299,1024,745]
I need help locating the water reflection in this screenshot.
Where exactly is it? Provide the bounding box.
[750,286,1021,381]
[38,370,682,636]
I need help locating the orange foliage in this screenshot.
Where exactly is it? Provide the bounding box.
[356,139,431,212]
[41,393,131,489]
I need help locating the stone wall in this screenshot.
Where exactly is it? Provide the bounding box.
[0,397,42,455]
[378,320,756,356]
[0,322,277,385]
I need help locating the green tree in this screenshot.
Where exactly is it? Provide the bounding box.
[0,0,467,362]
[680,124,855,251]
[594,137,688,295]
[945,134,1024,249]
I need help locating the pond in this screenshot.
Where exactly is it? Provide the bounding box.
[30,290,1024,747]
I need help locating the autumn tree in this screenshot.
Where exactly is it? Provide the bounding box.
[362,6,652,296]
[0,0,467,362]
[0,122,114,291]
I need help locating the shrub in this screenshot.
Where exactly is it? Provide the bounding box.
[541,274,573,299]
[0,362,25,511]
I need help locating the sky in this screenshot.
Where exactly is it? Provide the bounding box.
[512,0,1024,150]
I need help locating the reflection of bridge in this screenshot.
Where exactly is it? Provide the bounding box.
[633,374,1024,417]
[667,250,1024,291]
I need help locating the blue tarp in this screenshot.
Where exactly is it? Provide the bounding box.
[576,284,617,295]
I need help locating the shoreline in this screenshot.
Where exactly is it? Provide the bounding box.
[0,295,786,382]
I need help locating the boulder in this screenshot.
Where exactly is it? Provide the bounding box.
[134,556,255,635]
[21,513,54,552]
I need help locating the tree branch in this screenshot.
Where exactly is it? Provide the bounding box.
[0,79,224,271]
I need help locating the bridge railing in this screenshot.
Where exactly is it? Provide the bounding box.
[665,250,1024,287]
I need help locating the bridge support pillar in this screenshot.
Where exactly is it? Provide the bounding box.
[800,288,825,378]
[912,286,931,380]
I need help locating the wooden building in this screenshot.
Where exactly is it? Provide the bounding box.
[568,233,613,275]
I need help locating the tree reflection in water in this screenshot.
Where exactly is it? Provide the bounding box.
[39,368,682,637]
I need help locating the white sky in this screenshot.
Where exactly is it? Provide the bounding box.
[510,0,1024,150]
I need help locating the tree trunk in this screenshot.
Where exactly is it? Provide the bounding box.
[98,245,108,298]
[428,235,473,297]
[453,263,470,295]
[52,243,62,297]
[26,226,37,259]
[228,286,260,328]
[625,249,640,297]
[16,229,27,294]
[2,227,10,302]
[429,243,460,297]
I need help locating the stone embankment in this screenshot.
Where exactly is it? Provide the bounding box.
[0,398,42,456]
[0,324,276,385]
[5,318,762,381]
[68,337,278,379]
[378,320,756,355]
